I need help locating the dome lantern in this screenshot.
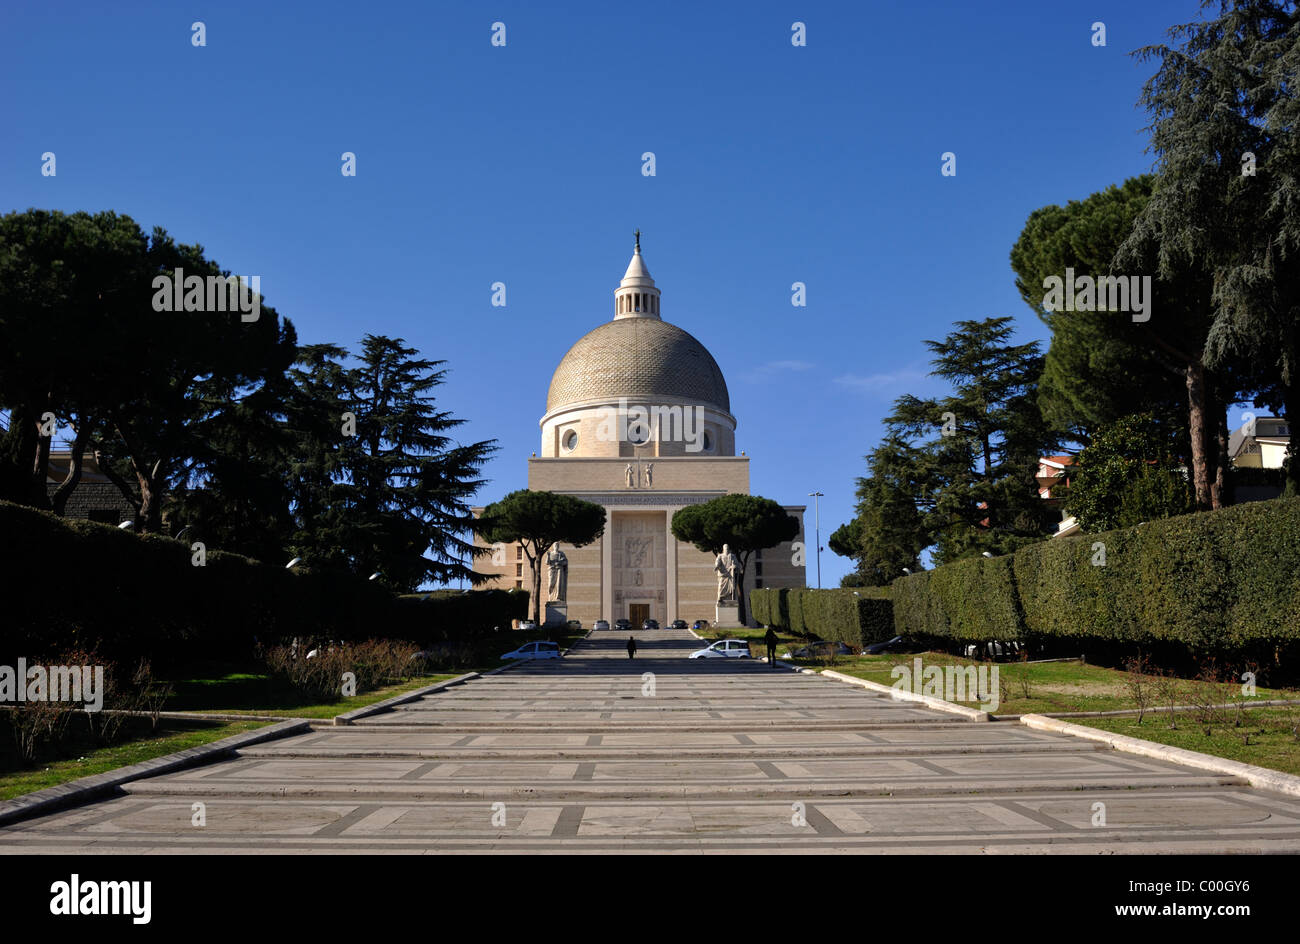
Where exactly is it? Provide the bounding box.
[614,229,661,320]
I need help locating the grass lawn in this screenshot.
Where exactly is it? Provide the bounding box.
[0,717,269,801]
[1073,709,1300,777]
[164,671,461,719]
[793,650,1300,717]
[162,627,589,718]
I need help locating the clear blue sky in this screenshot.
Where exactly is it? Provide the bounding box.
[2,0,1230,586]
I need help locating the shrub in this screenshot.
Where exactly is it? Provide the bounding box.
[2,647,150,764]
[788,588,807,637]
[392,589,529,640]
[750,588,893,649]
[259,638,420,702]
[749,589,770,628]
[891,555,1022,644]
[0,500,496,667]
[891,497,1300,676]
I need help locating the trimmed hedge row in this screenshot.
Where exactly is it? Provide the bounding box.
[0,500,528,666]
[749,587,893,649]
[394,589,530,639]
[891,497,1300,667]
[889,555,1022,645]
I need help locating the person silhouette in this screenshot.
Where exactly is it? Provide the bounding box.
[627,636,637,659]
[765,627,779,668]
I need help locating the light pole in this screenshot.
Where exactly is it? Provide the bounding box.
[808,491,824,589]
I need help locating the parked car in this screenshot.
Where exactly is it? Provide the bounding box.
[594,619,610,631]
[518,620,538,631]
[642,618,660,631]
[791,639,853,659]
[692,619,710,631]
[671,619,688,630]
[501,640,562,660]
[615,618,632,631]
[864,635,920,655]
[689,639,751,659]
[566,619,582,630]
[964,640,1021,660]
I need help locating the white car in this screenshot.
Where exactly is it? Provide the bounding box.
[594,619,610,631]
[963,640,1021,659]
[517,620,538,631]
[501,640,562,660]
[689,639,751,659]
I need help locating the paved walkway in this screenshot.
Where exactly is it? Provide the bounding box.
[4,626,1300,853]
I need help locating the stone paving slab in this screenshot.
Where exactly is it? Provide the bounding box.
[5,790,1300,854]
[3,625,1299,853]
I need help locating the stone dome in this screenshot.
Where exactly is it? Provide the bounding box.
[546,317,731,414]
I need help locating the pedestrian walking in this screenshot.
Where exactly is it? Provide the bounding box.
[627,635,637,659]
[765,627,778,668]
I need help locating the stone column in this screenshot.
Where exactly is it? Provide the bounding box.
[666,510,678,624]
[601,507,614,621]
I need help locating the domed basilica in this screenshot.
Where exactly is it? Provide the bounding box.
[474,237,806,628]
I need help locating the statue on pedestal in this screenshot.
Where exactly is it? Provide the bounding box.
[714,544,740,604]
[547,545,568,601]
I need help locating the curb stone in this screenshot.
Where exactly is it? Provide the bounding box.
[819,669,991,722]
[1020,713,1300,798]
[0,718,308,828]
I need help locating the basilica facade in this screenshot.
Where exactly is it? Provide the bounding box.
[472,238,805,627]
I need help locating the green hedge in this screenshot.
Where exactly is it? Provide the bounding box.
[749,587,771,627]
[0,500,525,666]
[891,555,1023,645]
[749,587,893,649]
[393,589,529,639]
[891,497,1300,668]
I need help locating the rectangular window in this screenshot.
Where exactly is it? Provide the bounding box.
[516,545,522,560]
[515,580,522,590]
[516,563,523,577]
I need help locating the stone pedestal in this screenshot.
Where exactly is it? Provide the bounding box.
[715,603,740,628]
[545,602,568,627]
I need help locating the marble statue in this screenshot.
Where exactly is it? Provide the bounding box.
[547,545,568,601]
[714,543,740,604]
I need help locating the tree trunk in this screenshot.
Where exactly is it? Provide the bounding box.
[132,457,165,533]
[93,445,141,523]
[1185,362,1212,510]
[529,543,545,625]
[51,422,90,516]
[0,404,41,505]
[981,432,995,533]
[32,398,54,510]
[1213,392,1229,509]
[136,469,159,533]
[1203,378,1225,510]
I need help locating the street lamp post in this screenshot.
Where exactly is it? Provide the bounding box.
[808,491,824,589]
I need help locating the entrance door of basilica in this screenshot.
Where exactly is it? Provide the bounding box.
[629,603,650,628]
